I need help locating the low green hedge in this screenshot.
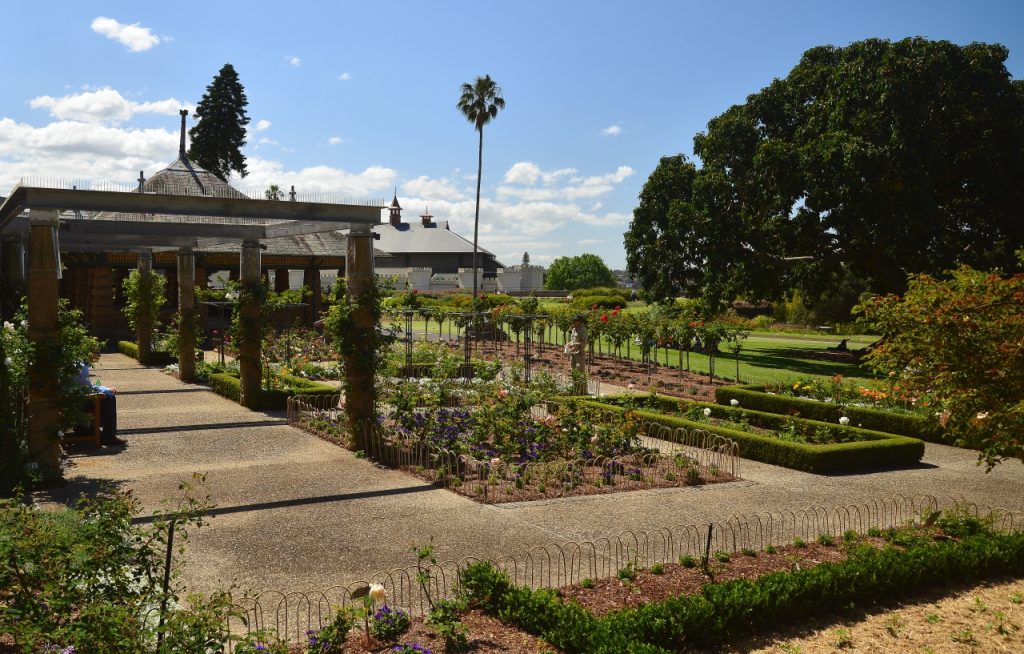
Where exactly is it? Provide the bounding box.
[207,372,338,411]
[117,340,139,359]
[116,341,177,366]
[553,395,924,474]
[715,384,945,443]
[460,531,1024,653]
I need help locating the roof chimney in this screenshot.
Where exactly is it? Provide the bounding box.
[389,188,402,226]
[178,109,188,156]
[420,206,434,227]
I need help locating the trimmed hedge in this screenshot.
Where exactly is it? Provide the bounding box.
[116,340,176,366]
[460,531,1024,653]
[207,372,338,411]
[553,395,924,474]
[716,384,945,443]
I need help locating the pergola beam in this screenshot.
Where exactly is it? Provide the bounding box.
[0,185,381,231]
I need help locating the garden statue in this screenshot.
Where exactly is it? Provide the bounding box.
[565,314,588,393]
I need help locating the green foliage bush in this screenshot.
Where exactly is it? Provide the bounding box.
[0,479,234,652]
[459,532,1024,652]
[572,295,626,310]
[117,340,177,366]
[207,372,337,410]
[715,385,944,442]
[556,395,924,473]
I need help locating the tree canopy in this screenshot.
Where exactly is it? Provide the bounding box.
[626,38,1024,307]
[188,63,250,181]
[544,253,616,291]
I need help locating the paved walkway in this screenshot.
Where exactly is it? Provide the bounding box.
[39,353,1024,596]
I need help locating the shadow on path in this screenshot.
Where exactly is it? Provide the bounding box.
[131,484,439,524]
[120,420,288,436]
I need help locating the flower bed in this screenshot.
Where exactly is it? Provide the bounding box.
[291,384,739,503]
[558,394,924,474]
[715,383,944,442]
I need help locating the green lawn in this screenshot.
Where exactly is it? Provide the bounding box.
[388,315,879,386]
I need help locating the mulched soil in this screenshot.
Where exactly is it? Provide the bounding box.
[296,609,563,654]
[403,464,737,504]
[558,541,858,616]
[462,339,728,401]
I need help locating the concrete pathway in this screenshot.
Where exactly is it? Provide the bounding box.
[39,354,1024,596]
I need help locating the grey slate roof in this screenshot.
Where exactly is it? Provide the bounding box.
[192,232,391,258]
[370,221,497,258]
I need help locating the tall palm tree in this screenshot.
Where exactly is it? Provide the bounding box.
[457,75,505,300]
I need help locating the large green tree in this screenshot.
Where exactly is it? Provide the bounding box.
[626,38,1024,307]
[544,253,616,291]
[457,75,505,299]
[188,63,250,181]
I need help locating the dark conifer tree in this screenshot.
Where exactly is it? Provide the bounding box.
[188,63,250,180]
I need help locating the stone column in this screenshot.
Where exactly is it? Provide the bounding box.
[274,267,290,293]
[195,264,209,333]
[345,225,376,448]
[177,247,196,382]
[27,210,61,470]
[238,240,262,408]
[302,267,321,326]
[136,249,154,364]
[1,235,26,320]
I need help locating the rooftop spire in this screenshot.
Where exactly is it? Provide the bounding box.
[178,109,188,156]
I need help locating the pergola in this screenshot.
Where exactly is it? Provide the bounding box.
[0,179,383,469]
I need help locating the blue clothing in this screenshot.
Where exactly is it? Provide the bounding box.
[76,363,114,396]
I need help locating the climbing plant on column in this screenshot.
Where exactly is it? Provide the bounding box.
[121,269,166,364]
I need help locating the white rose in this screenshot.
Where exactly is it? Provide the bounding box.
[730,399,739,407]
[703,408,712,417]
[839,416,850,426]
[4,357,11,366]
[369,582,386,602]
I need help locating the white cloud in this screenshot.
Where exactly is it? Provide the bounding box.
[286,55,301,67]
[256,137,278,145]
[602,123,623,137]
[241,159,396,196]
[0,117,178,189]
[338,72,352,81]
[327,136,344,146]
[91,16,164,52]
[29,88,190,124]
[255,119,272,131]
[578,239,606,245]
[497,162,634,201]
[402,175,466,201]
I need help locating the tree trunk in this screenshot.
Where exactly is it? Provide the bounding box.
[472,127,484,300]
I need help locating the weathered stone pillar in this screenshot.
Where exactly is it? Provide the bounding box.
[238,240,262,408]
[194,264,209,331]
[345,225,376,447]
[303,267,321,326]
[27,210,61,470]
[1,235,26,320]
[177,247,196,382]
[136,249,154,364]
[274,267,290,292]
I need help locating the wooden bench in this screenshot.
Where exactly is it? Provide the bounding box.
[63,394,102,448]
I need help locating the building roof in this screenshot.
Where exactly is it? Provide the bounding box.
[369,220,499,260]
[193,232,390,259]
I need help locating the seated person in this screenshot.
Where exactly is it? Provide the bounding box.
[75,349,126,447]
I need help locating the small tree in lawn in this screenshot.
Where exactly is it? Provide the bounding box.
[855,257,1024,468]
[189,63,250,181]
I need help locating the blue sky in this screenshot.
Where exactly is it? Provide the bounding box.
[2,1,1022,269]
